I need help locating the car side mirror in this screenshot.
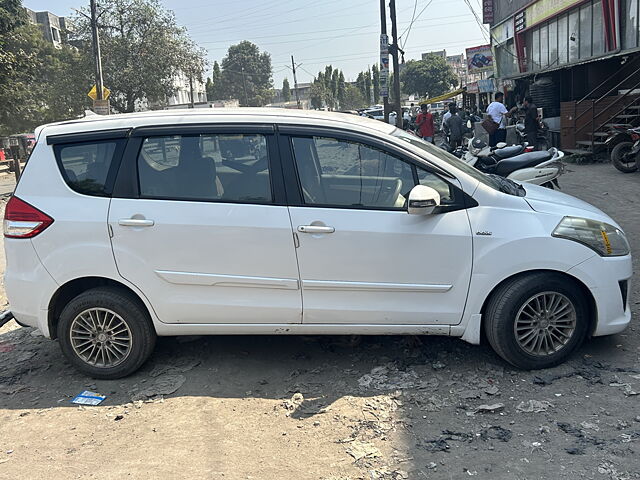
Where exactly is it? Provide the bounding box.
[407,185,440,215]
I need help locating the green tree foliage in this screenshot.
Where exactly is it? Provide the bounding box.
[0,0,90,134]
[219,41,273,106]
[364,70,372,104]
[400,55,458,98]
[337,71,346,108]
[310,66,351,110]
[371,64,380,104]
[340,84,367,110]
[282,77,291,102]
[206,61,222,100]
[71,0,207,112]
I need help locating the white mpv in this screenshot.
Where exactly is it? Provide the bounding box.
[4,110,632,378]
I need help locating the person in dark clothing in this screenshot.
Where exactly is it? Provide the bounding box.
[522,95,539,149]
[443,104,464,150]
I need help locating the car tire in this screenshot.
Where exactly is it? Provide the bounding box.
[484,273,589,370]
[611,142,638,173]
[57,287,156,379]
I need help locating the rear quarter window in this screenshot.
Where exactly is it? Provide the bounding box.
[53,139,126,196]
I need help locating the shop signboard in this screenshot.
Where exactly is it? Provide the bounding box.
[380,34,389,97]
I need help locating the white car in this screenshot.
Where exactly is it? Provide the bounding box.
[4,109,631,378]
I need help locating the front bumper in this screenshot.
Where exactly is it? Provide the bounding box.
[567,253,633,336]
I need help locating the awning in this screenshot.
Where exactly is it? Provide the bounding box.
[419,88,465,105]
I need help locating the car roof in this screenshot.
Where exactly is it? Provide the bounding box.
[36,108,397,139]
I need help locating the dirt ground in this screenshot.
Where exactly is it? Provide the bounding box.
[1,162,640,480]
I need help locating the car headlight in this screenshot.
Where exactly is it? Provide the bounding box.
[552,216,630,256]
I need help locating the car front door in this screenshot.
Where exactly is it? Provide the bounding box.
[108,126,301,324]
[281,130,473,325]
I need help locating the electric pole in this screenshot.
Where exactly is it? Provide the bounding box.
[241,66,248,106]
[90,0,104,101]
[389,0,403,128]
[291,55,301,109]
[380,0,390,123]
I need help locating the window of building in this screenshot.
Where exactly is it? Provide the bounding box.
[51,26,60,42]
[592,0,605,56]
[532,28,541,70]
[548,19,558,67]
[558,14,569,64]
[579,3,593,58]
[539,23,549,67]
[138,134,272,203]
[568,9,580,62]
[623,0,639,49]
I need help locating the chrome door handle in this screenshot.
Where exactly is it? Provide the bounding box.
[297,225,335,234]
[118,218,155,227]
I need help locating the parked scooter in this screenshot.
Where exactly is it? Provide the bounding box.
[606,125,640,173]
[463,137,565,188]
[515,120,550,151]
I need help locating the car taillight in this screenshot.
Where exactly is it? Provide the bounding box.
[3,196,54,238]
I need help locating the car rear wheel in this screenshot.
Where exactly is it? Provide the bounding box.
[484,273,589,370]
[57,287,156,379]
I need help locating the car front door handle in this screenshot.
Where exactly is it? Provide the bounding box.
[118,218,155,227]
[297,225,335,234]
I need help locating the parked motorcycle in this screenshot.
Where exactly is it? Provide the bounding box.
[607,125,640,173]
[515,121,550,151]
[463,137,565,188]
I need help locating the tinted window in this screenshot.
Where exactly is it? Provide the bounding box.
[291,136,453,209]
[137,134,272,203]
[55,140,124,196]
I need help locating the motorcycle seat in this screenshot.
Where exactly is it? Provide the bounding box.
[495,151,553,177]
[493,145,525,159]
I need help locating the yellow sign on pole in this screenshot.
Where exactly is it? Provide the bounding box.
[88,85,111,101]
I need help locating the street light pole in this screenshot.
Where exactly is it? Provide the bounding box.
[380,0,390,123]
[90,0,104,101]
[241,66,248,106]
[389,0,403,128]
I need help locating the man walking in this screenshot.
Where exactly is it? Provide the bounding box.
[444,104,464,151]
[486,92,515,147]
[522,95,539,150]
[416,104,434,143]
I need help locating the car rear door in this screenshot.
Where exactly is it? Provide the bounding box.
[279,127,473,325]
[108,124,301,324]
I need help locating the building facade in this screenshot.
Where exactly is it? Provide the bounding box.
[489,0,640,150]
[25,8,71,48]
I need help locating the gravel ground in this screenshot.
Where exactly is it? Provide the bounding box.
[0,163,639,480]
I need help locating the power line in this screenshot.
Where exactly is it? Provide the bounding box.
[399,0,436,49]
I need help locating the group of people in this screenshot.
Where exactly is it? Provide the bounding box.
[412,92,541,150]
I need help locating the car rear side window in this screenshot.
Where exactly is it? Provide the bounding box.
[54,139,125,196]
[137,134,272,203]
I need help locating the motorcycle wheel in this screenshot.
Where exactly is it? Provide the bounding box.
[611,142,638,173]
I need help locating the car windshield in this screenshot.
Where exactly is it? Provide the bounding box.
[391,129,525,196]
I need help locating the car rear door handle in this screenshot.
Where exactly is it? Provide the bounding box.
[297,225,335,234]
[118,218,155,227]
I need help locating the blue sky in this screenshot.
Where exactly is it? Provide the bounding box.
[25,0,488,88]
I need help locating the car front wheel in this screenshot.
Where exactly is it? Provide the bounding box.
[57,287,156,379]
[484,273,590,369]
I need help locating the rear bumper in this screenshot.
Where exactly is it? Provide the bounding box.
[4,238,58,337]
[567,253,633,337]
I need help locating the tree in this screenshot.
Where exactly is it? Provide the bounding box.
[282,78,291,102]
[364,69,372,105]
[341,84,367,110]
[0,0,90,134]
[400,55,458,99]
[219,41,273,106]
[337,71,346,109]
[371,64,380,104]
[206,61,222,100]
[71,0,207,113]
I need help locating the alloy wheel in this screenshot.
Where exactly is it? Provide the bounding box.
[69,308,132,368]
[514,292,577,356]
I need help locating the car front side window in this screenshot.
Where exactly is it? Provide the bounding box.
[290,135,453,209]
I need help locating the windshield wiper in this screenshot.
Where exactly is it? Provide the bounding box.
[486,174,526,196]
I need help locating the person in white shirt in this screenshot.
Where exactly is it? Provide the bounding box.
[486,92,516,147]
[441,102,454,130]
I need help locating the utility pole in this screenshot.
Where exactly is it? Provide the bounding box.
[380,0,389,123]
[389,0,403,128]
[291,55,301,109]
[189,76,195,108]
[90,0,104,101]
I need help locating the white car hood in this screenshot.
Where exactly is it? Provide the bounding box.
[523,183,618,226]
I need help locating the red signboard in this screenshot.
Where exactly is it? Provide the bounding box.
[482,0,494,24]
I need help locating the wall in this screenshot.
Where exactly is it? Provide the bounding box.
[492,0,531,25]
